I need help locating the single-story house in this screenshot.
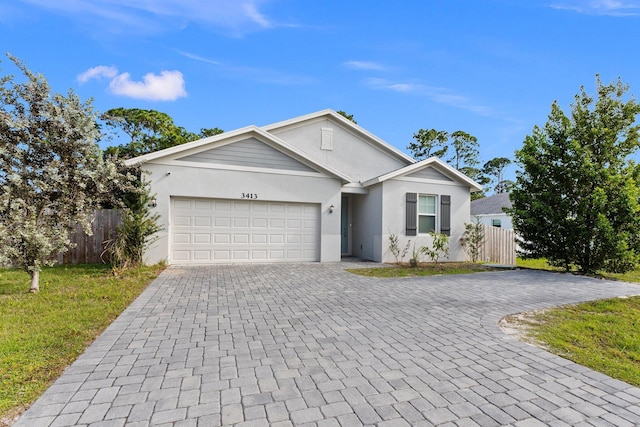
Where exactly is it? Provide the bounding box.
[470,192,513,229]
[125,109,482,265]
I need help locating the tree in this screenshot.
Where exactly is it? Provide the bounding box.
[407,129,449,160]
[447,130,480,171]
[336,110,357,124]
[106,169,162,274]
[482,157,512,193]
[199,127,224,138]
[0,55,123,291]
[101,108,223,159]
[508,76,640,274]
[460,217,486,262]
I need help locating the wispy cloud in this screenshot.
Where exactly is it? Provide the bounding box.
[16,0,285,36]
[77,65,118,83]
[343,61,385,71]
[78,66,187,101]
[364,77,494,116]
[550,0,640,16]
[178,50,314,86]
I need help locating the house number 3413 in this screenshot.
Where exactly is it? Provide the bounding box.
[241,193,258,199]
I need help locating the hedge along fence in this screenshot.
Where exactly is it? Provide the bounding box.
[57,209,122,264]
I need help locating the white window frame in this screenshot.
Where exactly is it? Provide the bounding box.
[417,194,437,234]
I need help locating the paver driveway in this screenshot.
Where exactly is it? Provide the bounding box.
[15,263,640,427]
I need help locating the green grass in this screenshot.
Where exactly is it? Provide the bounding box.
[0,264,165,420]
[512,257,640,386]
[523,296,640,386]
[346,262,497,277]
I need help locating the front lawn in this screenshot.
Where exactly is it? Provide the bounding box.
[347,262,497,277]
[511,257,640,386]
[0,264,165,423]
[510,296,640,387]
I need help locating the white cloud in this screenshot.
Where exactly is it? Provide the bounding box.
[79,65,187,101]
[364,77,493,116]
[550,0,640,16]
[77,65,118,83]
[109,70,187,101]
[243,2,272,28]
[343,61,385,71]
[17,0,282,36]
[178,50,314,86]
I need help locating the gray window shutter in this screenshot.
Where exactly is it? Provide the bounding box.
[440,195,451,236]
[406,193,417,236]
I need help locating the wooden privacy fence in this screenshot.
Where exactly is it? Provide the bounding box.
[479,227,516,266]
[57,209,122,264]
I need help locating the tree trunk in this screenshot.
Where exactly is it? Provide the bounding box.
[29,270,40,293]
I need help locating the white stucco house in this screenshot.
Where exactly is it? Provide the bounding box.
[470,193,513,229]
[125,109,482,265]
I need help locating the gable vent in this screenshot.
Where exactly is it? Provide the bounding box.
[321,127,334,151]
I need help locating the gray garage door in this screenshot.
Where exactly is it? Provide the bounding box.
[170,197,319,263]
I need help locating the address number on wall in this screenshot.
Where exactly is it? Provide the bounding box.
[241,193,258,199]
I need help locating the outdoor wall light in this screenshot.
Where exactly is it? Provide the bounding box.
[329,204,335,213]
[150,198,157,208]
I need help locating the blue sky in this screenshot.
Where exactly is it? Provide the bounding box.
[2,0,640,180]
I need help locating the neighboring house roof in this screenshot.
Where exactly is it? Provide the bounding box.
[470,192,512,215]
[362,157,483,191]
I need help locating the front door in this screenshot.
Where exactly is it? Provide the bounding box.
[341,196,349,255]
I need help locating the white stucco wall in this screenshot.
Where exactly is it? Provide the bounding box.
[350,186,383,261]
[270,119,409,182]
[380,178,473,263]
[142,162,343,265]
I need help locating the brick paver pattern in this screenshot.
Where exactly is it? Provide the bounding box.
[15,264,640,426]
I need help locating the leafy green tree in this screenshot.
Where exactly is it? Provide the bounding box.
[460,217,486,262]
[101,108,223,158]
[336,110,357,124]
[448,130,480,171]
[408,129,449,160]
[508,76,640,274]
[0,55,125,291]
[199,127,224,138]
[482,157,513,193]
[106,169,162,274]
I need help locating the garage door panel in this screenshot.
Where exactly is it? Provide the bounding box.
[214,234,230,243]
[215,217,230,227]
[194,217,211,227]
[173,216,191,227]
[193,251,211,261]
[194,234,211,244]
[171,197,319,263]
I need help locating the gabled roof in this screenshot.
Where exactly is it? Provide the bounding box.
[362,157,483,191]
[124,125,353,183]
[262,109,416,164]
[470,192,512,215]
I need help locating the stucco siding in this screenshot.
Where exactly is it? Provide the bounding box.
[381,179,472,263]
[351,186,384,261]
[269,119,409,182]
[142,162,342,265]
